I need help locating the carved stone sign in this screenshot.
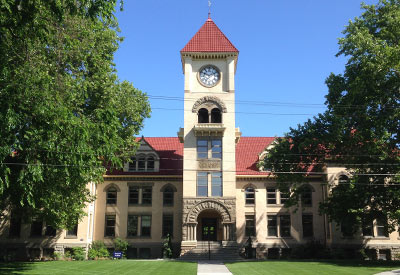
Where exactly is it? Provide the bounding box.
[198,160,221,169]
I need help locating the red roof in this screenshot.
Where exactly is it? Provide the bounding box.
[107,137,275,176]
[181,18,238,53]
[236,137,275,175]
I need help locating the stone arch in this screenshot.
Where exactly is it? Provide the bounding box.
[186,199,231,223]
[103,183,121,192]
[160,183,177,192]
[192,96,227,113]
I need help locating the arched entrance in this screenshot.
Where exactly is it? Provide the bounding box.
[197,210,222,241]
[184,199,234,241]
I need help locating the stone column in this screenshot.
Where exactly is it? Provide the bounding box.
[222,223,234,241]
[187,223,197,241]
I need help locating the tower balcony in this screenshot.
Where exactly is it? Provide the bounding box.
[194,123,226,137]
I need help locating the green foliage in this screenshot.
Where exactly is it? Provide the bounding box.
[262,0,400,232]
[113,238,128,258]
[53,252,63,261]
[0,1,150,227]
[162,234,173,258]
[71,247,85,261]
[291,241,328,259]
[88,241,110,260]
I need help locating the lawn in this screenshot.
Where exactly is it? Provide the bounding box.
[226,260,400,275]
[0,260,197,275]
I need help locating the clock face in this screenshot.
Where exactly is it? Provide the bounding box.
[199,65,220,87]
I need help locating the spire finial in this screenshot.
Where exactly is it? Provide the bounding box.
[208,0,211,19]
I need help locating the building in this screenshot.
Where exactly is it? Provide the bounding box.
[1,17,399,261]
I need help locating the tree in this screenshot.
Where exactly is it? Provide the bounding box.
[262,0,400,233]
[0,1,150,229]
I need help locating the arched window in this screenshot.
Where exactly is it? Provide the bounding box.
[129,157,137,171]
[138,155,145,171]
[163,186,174,206]
[338,175,349,184]
[211,108,222,123]
[300,185,313,207]
[106,187,117,204]
[198,108,209,123]
[147,156,155,171]
[245,187,255,205]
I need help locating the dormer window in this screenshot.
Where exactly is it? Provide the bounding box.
[127,154,159,172]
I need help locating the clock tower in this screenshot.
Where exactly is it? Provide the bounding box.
[178,17,240,253]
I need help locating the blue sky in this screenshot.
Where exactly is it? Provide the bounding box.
[114,0,378,138]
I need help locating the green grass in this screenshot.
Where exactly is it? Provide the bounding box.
[0,260,197,275]
[225,260,400,275]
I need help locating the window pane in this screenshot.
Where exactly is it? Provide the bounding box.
[302,215,313,238]
[211,172,222,196]
[162,214,173,238]
[127,215,138,237]
[301,187,312,207]
[280,215,291,237]
[197,172,208,197]
[245,215,255,236]
[45,225,56,237]
[147,156,155,171]
[197,139,208,159]
[267,188,276,204]
[129,187,139,204]
[138,157,145,171]
[142,188,152,205]
[280,190,289,204]
[267,215,277,237]
[141,216,151,237]
[163,187,174,206]
[211,139,222,159]
[245,187,255,205]
[30,218,43,237]
[105,215,116,237]
[106,187,117,204]
[67,224,78,237]
[129,157,136,171]
[9,214,21,238]
[377,218,388,237]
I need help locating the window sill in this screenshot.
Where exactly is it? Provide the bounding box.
[126,236,152,239]
[65,236,78,239]
[266,236,293,239]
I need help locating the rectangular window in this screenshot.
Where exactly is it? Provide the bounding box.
[280,215,291,237]
[129,187,139,205]
[127,215,138,237]
[362,216,374,237]
[267,215,278,237]
[197,139,208,159]
[128,157,136,171]
[45,225,56,237]
[211,172,222,196]
[105,215,116,237]
[163,188,174,206]
[377,217,388,237]
[302,215,313,238]
[279,190,289,204]
[245,215,255,236]
[267,188,277,204]
[211,139,222,159]
[30,218,43,237]
[8,214,21,238]
[197,172,208,197]
[162,214,173,238]
[141,215,151,237]
[245,188,255,205]
[66,224,78,237]
[142,188,152,205]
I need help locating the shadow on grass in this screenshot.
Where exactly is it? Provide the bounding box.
[0,262,34,275]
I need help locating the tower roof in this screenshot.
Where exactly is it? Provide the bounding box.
[181,18,238,53]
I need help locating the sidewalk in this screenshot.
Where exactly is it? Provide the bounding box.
[197,261,232,275]
[376,270,400,275]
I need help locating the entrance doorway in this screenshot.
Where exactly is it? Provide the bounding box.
[202,218,217,241]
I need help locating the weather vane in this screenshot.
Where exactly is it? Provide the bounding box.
[208,0,212,18]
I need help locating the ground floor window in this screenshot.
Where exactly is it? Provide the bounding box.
[245,215,255,236]
[127,215,152,237]
[105,215,116,237]
[162,214,173,238]
[302,215,313,238]
[66,224,78,237]
[280,215,291,237]
[141,215,151,237]
[127,215,138,236]
[267,214,291,238]
[267,215,277,237]
[30,218,43,237]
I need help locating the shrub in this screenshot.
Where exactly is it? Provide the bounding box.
[71,247,85,261]
[162,234,173,258]
[53,252,63,261]
[114,238,129,258]
[291,241,326,259]
[88,241,110,260]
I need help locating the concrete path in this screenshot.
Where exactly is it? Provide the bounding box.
[376,270,400,275]
[197,261,232,275]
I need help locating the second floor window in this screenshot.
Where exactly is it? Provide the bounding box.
[197,172,208,197]
[197,138,222,159]
[163,186,174,206]
[245,215,255,236]
[105,215,116,237]
[245,187,255,205]
[129,186,152,206]
[128,155,158,172]
[211,172,222,196]
[267,188,276,204]
[106,187,117,205]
